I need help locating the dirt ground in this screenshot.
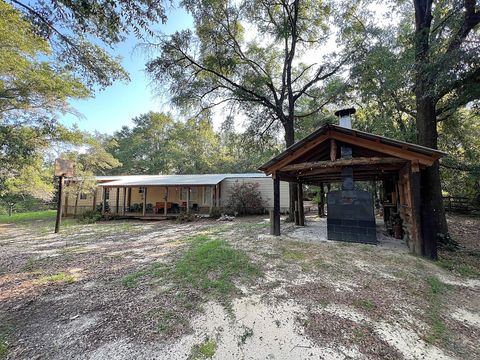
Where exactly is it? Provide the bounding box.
[0,213,479,359]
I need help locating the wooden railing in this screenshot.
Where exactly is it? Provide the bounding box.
[443,197,479,213]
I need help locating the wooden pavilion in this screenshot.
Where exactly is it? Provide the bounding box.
[259,123,446,257]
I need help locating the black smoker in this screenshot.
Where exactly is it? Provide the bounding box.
[327,108,377,244]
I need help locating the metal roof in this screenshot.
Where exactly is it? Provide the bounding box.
[98,173,269,187]
[259,124,446,171]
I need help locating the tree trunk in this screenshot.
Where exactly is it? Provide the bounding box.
[284,119,298,221]
[414,2,449,259]
[415,97,448,259]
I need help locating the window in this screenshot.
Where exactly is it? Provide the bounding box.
[138,188,144,194]
[104,189,110,200]
[204,187,212,205]
[80,193,88,200]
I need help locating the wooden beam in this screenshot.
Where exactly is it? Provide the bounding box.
[280,157,406,172]
[330,139,337,161]
[297,183,304,226]
[329,132,436,166]
[273,174,281,235]
[266,134,329,175]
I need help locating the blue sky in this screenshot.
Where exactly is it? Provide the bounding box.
[60,7,194,135]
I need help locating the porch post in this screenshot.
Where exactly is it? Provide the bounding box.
[101,187,106,215]
[164,186,168,216]
[122,187,126,215]
[186,187,190,214]
[127,187,132,211]
[115,187,120,214]
[210,185,214,212]
[92,189,97,211]
[142,187,147,216]
[273,173,281,236]
[64,191,69,217]
[298,183,305,226]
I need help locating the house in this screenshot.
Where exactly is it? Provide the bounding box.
[62,173,290,217]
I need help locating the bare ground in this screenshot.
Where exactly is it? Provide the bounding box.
[0,213,479,359]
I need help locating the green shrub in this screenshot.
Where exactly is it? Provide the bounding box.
[78,209,102,224]
[176,211,195,223]
[209,207,222,219]
[225,181,266,215]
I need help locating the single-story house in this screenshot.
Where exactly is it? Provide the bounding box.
[63,173,290,218]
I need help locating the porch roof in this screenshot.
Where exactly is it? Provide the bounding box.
[98,173,268,187]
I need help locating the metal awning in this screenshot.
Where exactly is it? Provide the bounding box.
[97,173,269,187]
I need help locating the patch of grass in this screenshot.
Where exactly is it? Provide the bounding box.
[175,237,260,298]
[0,210,56,223]
[36,272,76,284]
[190,338,216,359]
[436,259,480,278]
[425,276,449,345]
[0,324,12,360]
[149,308,189,335]
[356,299,376,311]
[121,263,167,288]
[282,248,306,261]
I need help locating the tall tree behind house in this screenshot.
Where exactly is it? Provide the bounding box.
[146,0,357,216]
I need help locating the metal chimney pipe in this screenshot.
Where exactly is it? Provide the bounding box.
[334,108,356,129]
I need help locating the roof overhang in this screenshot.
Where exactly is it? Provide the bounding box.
[259,124,446,175]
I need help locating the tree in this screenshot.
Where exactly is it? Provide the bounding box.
[146,0,354,216]
[413,0,479,258]
[7,0,168,90]
[0,1,89,122]
[62,134,121,216]
[0,122,84,213]
[108,112,231,175]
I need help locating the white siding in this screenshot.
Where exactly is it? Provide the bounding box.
[220,177,290,211]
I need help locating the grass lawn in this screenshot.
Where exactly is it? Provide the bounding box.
[0,210,56,223]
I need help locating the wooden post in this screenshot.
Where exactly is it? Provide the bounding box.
[330,139,337,161]
[74,192,79,218]
[102,187,106,215]
[273,173,280,236]
[186,187,190,214]
[294,200,299,225]
[127,188,132,211]
[298,183,305,226]
[142,187,147,216]
[319,183,325,217]
[92,189,97,211]
[164,187,168,216]
[210,185,214,212]
[122,187,126,215]
[115,187,120,214]
[55,175,64,233]
[64,190,69,217]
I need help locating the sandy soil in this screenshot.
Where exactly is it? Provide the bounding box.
[0,214,478,359]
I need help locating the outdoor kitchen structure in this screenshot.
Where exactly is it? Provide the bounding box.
[259,108,446,258]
